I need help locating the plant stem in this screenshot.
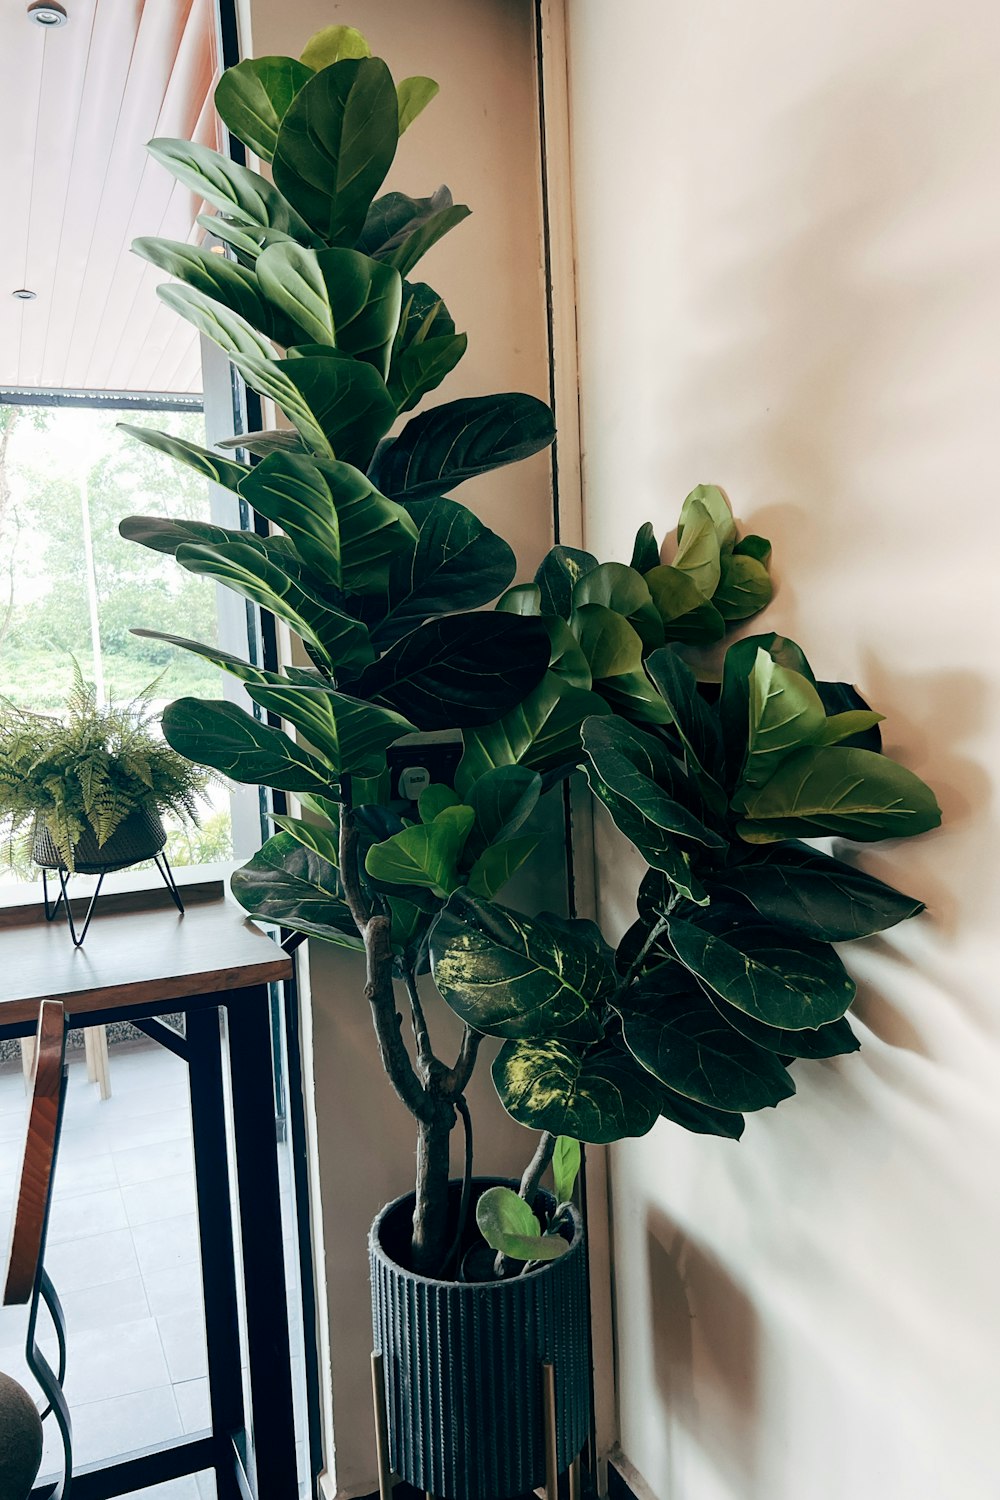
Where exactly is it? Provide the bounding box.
[617,899,679,994]
[402,968,434,1078]
[412,1099,456,1273]
[519,1131,557,1205]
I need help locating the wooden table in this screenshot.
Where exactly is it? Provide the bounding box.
[0,898,299,1500]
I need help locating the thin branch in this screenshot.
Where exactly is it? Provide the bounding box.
[440,1025,483,1100]
[616,900,678,995]
[519,1131,557,1204]
[338,805,372,935]
[403,968,434,1077]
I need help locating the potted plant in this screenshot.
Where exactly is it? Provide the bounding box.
[0,665,207,942]
[118,23,941,1500]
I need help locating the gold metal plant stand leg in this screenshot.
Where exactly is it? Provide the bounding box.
[542,1362,559,1500]
[371,1351,394,1500]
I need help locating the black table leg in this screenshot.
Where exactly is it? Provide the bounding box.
[187,1006,249,1500]
[226,983,299,1498]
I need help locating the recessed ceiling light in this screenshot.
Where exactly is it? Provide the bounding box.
[27,2,69,27]
[12,289,37,301]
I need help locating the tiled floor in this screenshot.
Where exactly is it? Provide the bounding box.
[0,1041,219,1497]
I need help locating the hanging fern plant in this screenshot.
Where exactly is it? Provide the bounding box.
[0,662,210,872]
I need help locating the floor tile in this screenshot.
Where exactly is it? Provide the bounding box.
[123,1172,197,1228]
[157,1310,208,1384]
[114,1136,194,1188]
[43,1226,140,1292]
[132,1213,201,1278]
[53,1149,119,1200]
[59,1273,150,1333]
[173,1376,211,1434]
[70,1383,183,1467]
[46,1185,128,1246]
[142,1261,205,1319]
[61,1316,171,1405]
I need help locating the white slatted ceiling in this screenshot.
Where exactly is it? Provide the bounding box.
[0,0,219,395]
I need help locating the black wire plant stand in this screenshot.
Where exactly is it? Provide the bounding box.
[33,805,185,947]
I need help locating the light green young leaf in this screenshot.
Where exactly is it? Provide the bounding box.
[299,24,371,69]
[397,76,439,133]
[365,804,474,895]
[475,1185,567,1263]
[552,1136,581,1205]
[671,497,722,598]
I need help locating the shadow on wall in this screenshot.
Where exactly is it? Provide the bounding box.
[645,1205,760,1498]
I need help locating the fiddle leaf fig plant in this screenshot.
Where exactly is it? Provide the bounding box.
[121,24,940,1281]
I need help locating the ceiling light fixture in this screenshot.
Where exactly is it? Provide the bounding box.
[12,289,37,301]
[27,2,69,27]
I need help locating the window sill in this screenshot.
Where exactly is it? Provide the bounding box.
[0,859,237,928]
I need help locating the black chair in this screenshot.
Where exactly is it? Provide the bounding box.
[3,1000,71,1499]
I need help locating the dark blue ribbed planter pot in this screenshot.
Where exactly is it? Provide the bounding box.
[370,1177,590,1500]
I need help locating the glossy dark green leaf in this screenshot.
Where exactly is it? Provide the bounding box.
[214,55,313,162]
[706,993,860,1059]
[272,58,399,245]
[230,352,396,469]
[344,612,550,730]
[215,427,305,457]
[120,515,233,556]
[657,1089,746,1139]
[371,497,516,647]
[368,393,555,500]
[174,538,373,673]
[147,138,315,239]
[231,831,362,948]
[357,187,468,264]
[162,698,333,791]
[238,452,416,594]
[465,835,540,898]
[455,677,611,791]
[572,562,663,647]
[644,565,726,643]
[492,1038,661,1143]
[617,975,794,1111]
[581,716,725,851]
[535,546,599,618]
[630,521,660,574]
[430,890,612,1041]
[668,906,857,1029]
[644,645,726,786]
[387,331,467,414]
[733,533,771,563]
[128,629,272,687]
[133,237,296,345]
[710,843,923,941]
[117,423,250,493]
[465,765,542,854]
[255,243,402,376]
[155,283,276,365]
[247,683,412,776]
[197,214,296,266]
[737,746,942,843]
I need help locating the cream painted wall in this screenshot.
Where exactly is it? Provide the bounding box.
[565,3,1000,1499]
[241,3,562,1494]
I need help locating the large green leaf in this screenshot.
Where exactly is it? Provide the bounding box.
[197,214,296,267]
[677,484,737,550]
[456,677,611,792]
[230,831,362,948]
[344,612,551,729]
[718,633,816,784]
[133,237,296,345]
[644,565,726,643]
[714,550,772,622]
[120,515,233,556]
[465,835,540,898]
[431,891,611,1042]
[671,496,722,598]
[371,497,516,647]
[617,975,794,1112]
[162,698,333,792]
[710,843,923,941]
[174,538,373,673]
[147,138,315,239]
[157,284,276,364]
[368,393,555,500]
[118,423,249,493]
[740,649,830,794]
[366,805,474,895]
[581,716,725,852]
[465,765,542,854]
[357,187,470,270]
[815,679,884,751]
[255,243,402,377]
[229,351,397,468]
[272,58,399,245]
[247,683,412,776]
[572,561,663,648]
[492,1038,662,1143]
[128,629,272,687]
[668,906,857,1029]
[536,546,598,619]
[736,746,942,842]
[707,994,860,1059]
[552,1136,581,1204]
[238,452,417,594]
[214,55,314,162]
[657,1089,746,1139]
[644,645,726,788]
[630,522,661,573]
[387,331,467,414]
